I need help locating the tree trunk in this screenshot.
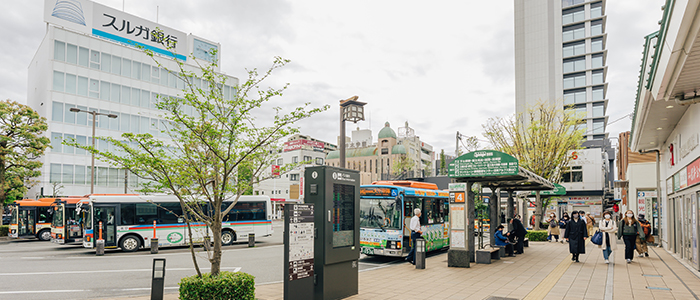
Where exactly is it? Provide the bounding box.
[210,213,222,276]
[534,191,543,230]
[0,203,4,225]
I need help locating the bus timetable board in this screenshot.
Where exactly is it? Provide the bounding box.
[288,204,314,281]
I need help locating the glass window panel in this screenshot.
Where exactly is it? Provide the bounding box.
[141,90,150,108]
[66,44,77,64]
[53,71,64,92]
[51,132,62,152]
[151,93,159,110]
[98,138,108,151]
[76,135,86,155]
[63,134,74,154]
[89,79,99,98]
[75,105,87,125]
[592,39,603,52]
[100,81,110,101]
[78,47,89,67]
[132,61,141,79]
[97,166,108,186]
[151,66,160,83]
[575,75,586,87]
[120,113,130,131]
[52,102,63,122]
[142,63,150,81]
[591,7,602,18]
[121,86,130,104]
[592,55,604,68]
[593,120,605,134]
[575,59,585,71]
[109,168,120,187]
[591,24,602,36]
[564,93,575,105]
[140,117,149,133]
[90,50,100,69]
[122,59,131,77]
[74,165,85,185]
[64,104,75,124]
[54,41,65,61]
[592,71,604,84]
[150,118,159,134]
[592,104,605,117]
[169,72,177,88]
[177,76,184,89]
[131,88,140,106]
[99,109,109,129]
[161,68,168,86]
[101,54,111,73]
[592,87,605,100]
[77,76,88,96]
[111,83,120,102]
[50,164,61,183]
[131,115,140,133]
[110,112,119,131]
[65,74,76,94]
[111,56,121,75]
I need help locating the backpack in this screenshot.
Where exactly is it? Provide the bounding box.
[642,221,651,235]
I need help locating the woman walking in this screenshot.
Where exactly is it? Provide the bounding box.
[617,210,645,263]
[547,213,560,242]
[565,211,588,262]
[637,214,653,257]
[559,214,570,244]
[598,211,617,264]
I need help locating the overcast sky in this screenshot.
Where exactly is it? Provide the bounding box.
[0,0,664,155]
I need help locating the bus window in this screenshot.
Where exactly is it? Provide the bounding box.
[120,204,136,225]
[443,200,449,223]
[135,203,158,224]
[159,202,183,223]
[37,207,53,223]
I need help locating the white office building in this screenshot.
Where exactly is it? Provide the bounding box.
[28,0,237,197]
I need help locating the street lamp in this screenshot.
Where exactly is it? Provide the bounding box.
[69,108,118,194]
[339,96,366,169]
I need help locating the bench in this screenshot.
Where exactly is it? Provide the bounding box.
[524,238,529,247]
[476,248,501,264]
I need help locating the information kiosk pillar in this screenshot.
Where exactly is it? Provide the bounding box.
[448,182,474,267]
[305,166,360,300]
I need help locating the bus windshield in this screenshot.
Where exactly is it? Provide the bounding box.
[52,205,63,227]
[11,207,17,224]
[84,205,92,229]
[360,199,402,230]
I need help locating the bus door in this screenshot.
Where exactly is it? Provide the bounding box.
[18,208,35,237]
[94,205,117,247]
[66,206,82,241]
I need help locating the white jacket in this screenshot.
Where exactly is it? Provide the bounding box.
[598,219,618,250]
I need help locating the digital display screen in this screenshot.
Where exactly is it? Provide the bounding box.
[332,184,355,248]
[360,187,395,197]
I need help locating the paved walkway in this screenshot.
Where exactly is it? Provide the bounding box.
[108,240,700,300]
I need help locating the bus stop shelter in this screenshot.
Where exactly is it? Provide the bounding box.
[447,150,554,267]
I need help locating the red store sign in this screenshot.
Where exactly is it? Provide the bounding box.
[688,157,700,187]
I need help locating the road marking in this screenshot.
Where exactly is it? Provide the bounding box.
[604,254,614,300]
[522,255,572,300]
[0,267,240,276]
[65,244,283,259]
[0,289,86,294]
[20,257,45,259]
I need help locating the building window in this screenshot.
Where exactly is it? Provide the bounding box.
[592,54,604,68]
[52,102,63,122]
[565,105,587,119]
[292,156,298,163]
[564,89,586,105]
[563,41,586,57]
[562,0,584,7]
[562,6,584,24]
[277,158,283,165]
[54,40,65,61]
[592,70,604,85]
[50,164,61,183]
[591,2,603,18]
[563,73,586,89]
[591,38,604,52]
[592,119,605,134]
[316,158,324,165]
[290,174,299,181]
[592,86,605,100]
[563,57,586,73]
[562,166,583,182]
[303,156,312,162]
[51,132,62,152]
[591,20,603,36]
[592,103,605,118]
[563,24,585,42]
[53,71,64,92]
[381,148,389,155]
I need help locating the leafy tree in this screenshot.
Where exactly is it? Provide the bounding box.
[0,100,50,225]
[67,51,328,276]
[482,100,583,228]
[391,155,415,179]
[439,149,446,175]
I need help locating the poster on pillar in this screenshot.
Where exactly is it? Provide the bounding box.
[450,205,465,230]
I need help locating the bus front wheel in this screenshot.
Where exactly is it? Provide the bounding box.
[222,230,235,246]
[120,236,142,252]
[38,229,51,241]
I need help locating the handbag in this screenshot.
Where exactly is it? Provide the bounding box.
[591,230,603,245]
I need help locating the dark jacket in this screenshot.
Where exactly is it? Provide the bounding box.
[494,230,510,246]
[512,218,527,238]
[564,218,588,254]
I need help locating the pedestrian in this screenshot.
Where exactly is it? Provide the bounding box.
[564,211,588,262]
[510,214,527,254]
[404,208,422,265]
[617,210,645,263]
[598,210,617,264]
[494,225,514,257]
[546,213,560,242]
[586,213,596,236]
[637,214,653,257]
[529,214,536,229]
[559,214,570,244]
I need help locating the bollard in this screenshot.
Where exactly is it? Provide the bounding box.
[415,238,425,269]
[96,221,104,256]
[151,238,159,254]
[151,258,166,300]
[248,233,255,247]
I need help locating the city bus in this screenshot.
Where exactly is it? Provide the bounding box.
[81,194,273,252]
[50,196,90,244]
[8,199,55,241]
[359,181,450,257]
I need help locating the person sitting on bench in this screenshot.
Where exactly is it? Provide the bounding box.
[494,225,514,257]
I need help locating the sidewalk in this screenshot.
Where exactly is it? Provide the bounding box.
[109,240,700,300]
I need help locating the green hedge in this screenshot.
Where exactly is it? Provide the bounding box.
[525,230,548,241]
[180,271,255,300]
[0,225,8,237]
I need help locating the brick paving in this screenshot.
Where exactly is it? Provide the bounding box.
[108,240,700,300]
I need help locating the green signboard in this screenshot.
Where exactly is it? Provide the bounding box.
[530,183,566,196]
[448,150,519,178]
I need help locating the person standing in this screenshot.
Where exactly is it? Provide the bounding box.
[586,213,596,236]
[598,211,617,264]
[559,215,570,244]
[494,225,514,257]
[565,211,588,262]
[637,214,653,257]
[547,213,560,242]
[511,215,527,254]
[404,208,422,265]
[617,210,645,263]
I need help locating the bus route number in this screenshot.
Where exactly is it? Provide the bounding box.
[361,247,374,255]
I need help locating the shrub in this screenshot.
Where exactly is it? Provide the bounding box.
[179,271,255,300]
[0,225,8,237]
[525,230,548,241]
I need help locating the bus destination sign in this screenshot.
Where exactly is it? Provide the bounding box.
[448,150,519,178]
[360,187,396,197]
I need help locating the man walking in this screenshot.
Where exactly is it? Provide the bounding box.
[511,215,527,254]
[404,208,422,265]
